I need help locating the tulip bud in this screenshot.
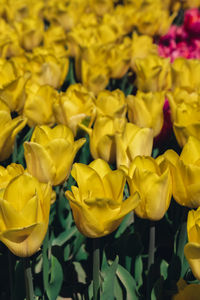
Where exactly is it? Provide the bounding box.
[0,174,51,257]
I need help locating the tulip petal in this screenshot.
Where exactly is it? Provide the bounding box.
[0,222,47,257]
[184,242,200,280]
[181,136,200,165]
[0,199,30,228]
[71,163,105,200]
[31,126,50,145]
[3,174,41,211]
[89,159,111,178]
[145,170,172,220]
[46,138,85,185]
[24,141,56,184]
[118,191,140,219]
[103,170,126,204]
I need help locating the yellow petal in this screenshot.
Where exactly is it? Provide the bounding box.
[103,170,126,204]
[89,159,111,178]
[24,142,56,184]
[181,136,200,165]
[0,222,48,257]
[0,199,30,229]
[184,242,200,280]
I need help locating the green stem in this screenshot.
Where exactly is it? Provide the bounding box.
[148,222,155,270]
[23,257,35,300]
[93,238,100,300]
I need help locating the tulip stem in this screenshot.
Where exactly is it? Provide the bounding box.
[148,222,155,270]
[23,257,35,300]
[93,238,100,300]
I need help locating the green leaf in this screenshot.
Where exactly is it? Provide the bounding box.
[134,255,143,289]
[43,231,63,300]
[116,264,139,300]
[101,256,119,300]
[160,260,168,280]
[47,255,63,300]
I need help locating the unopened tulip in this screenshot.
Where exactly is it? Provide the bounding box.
[0,174,51,257]
[115,123,153,169]
[24,125,86,186]
[127,91,165,137]
[124,155,172,220]
[163,136,200,208]
[65,159,140,238]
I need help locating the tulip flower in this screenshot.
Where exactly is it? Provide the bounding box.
[95,89,127,118]
[0,73,30,113]
[168,89,200,147]
[25,47,69,89]
[184,207,200,280]
[106,37,132,79]
[81,116,126,164]
[53,84,95,136]
[0,173,51,257]
[163,136,200,208]
[134,54,171,92]
[14,17,44,50]
[65,159,140,238]
[130,32,158,71]
[24,125,86,186]
[23,83,57,127]
[171,58,200,91]
[115,123,153,169]
[127,91,165,137]
[0,107,27,161]
[123,155,172,220]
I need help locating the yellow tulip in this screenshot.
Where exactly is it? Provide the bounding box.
[65,159,140,238]
[163,136,200,208]
[0,73,30,113]
[23,83,57,127]
[168,89,200,147]
[184,207,200,281]
[171,58,200,91]
[81,116,126,164]
[136,2,176,36]
[14,17,44,51]
[134,54,171,92]
[115,123,153,169]
[25,47,69,89]
[24,125,86,186]
[0,58,18,89]
[95,89,127,118]
[75,46,110,95]
[0,19,23,58]
[130,32,158,71]
[0,173,51,257]
[53,84,95,136]
[127,91,165,137]
[0,108,26,161]
[106,37,132,79]
[124,155,172,220]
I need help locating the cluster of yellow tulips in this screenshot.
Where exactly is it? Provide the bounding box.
[1,0,200,299]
